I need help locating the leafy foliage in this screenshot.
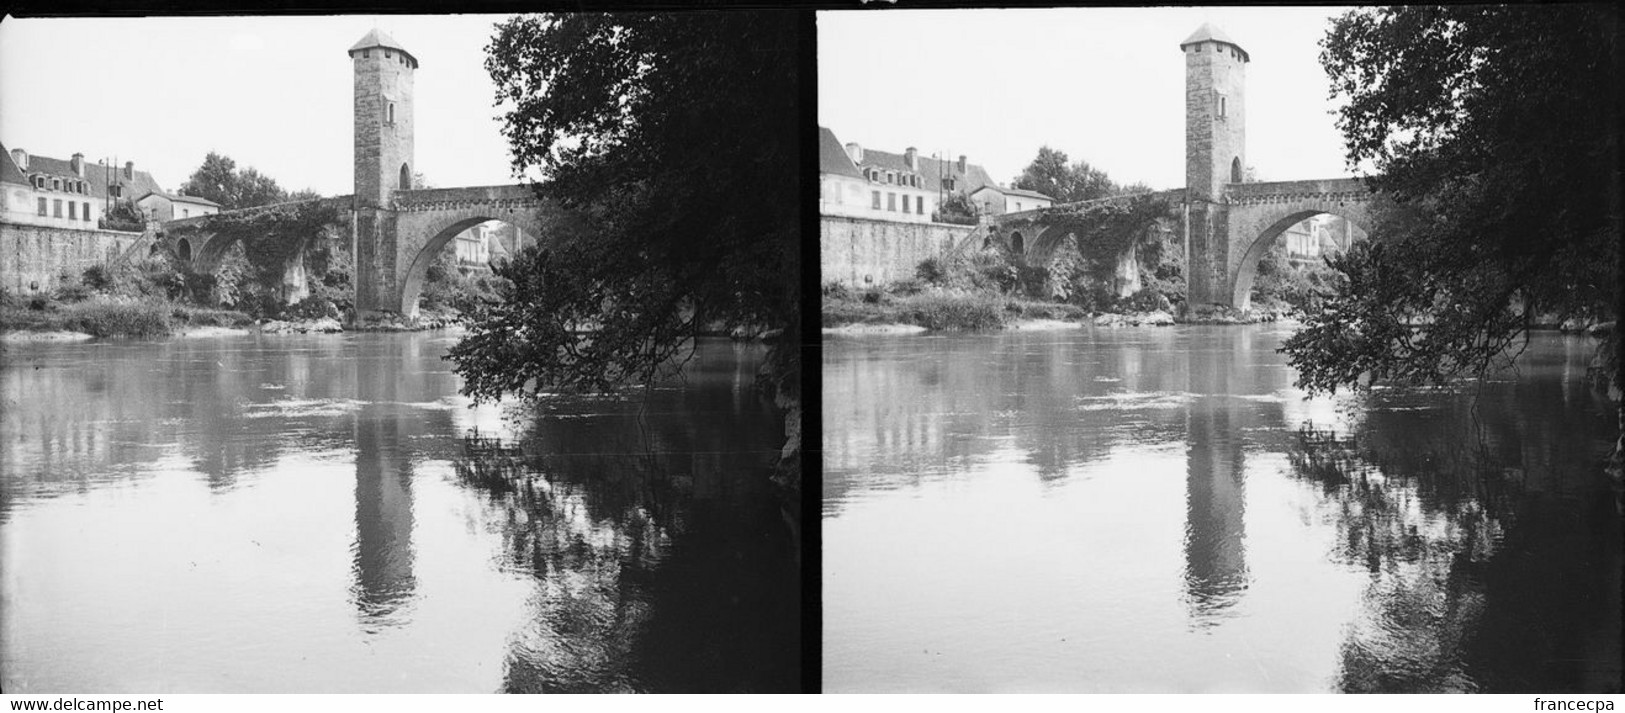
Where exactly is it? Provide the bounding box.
[1013,146,1150,204]
[99,199,145,231]
[1284,6,1621,393]
[932,192,979,225]
[453,12,800,399]
[166,200,346,309]
[180,151,317,210]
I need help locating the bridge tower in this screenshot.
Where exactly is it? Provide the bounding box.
[350,28,417,207]
[349,28,418,316]
[1181,23,1248,306]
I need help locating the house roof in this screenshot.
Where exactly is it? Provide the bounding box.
[0,142,165,203]
[350,28,418,66]
[1003,186,1053,201]
[135,190,220,207]
[968,183,1055,203]
[819,127,863,179]
[819,127,999,196]
[0,144,25,185]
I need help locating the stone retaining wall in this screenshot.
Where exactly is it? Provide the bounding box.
[821,215,974,287]
[0,221,145,295]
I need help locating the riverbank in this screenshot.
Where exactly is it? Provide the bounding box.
[821,285,1216,334]
[0,293,474,341]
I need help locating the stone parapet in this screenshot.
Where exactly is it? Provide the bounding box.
[1223,178,1371,205]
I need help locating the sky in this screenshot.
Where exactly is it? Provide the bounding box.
[0,14,520,197]
[819,7,1367,191]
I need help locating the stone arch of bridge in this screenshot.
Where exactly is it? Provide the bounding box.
[394,207,548,317]
[1227,202,1372,310]
[1020,217,1169,270]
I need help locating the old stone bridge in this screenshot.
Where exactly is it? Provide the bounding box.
[155,29,552,319]
[985,23,1375,310]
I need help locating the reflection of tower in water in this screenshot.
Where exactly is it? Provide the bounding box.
[351,341,417,622]
[1182,345,1249,622]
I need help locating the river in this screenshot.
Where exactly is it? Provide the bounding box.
[0,333,799,693]
[823,324,1620,692]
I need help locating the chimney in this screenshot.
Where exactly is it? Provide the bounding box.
[845,142,863,164]
[10,148,27,171]
[124,161,134,180]
[904,147,918,172]
[71,153,84,177]
[957,155,967,173]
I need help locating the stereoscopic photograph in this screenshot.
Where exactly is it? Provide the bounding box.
[0,11,802,693]
[819,6,1620,693]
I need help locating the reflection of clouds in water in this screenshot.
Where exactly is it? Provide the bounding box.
[450,396,518,440]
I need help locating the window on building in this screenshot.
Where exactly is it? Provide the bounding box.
[110,185,121,198]
[82,202,90,220]
[53,199,62,217]
[52,178,61,191]
[183,209,190,218]
[901,196,910,214]
[1220,95,1227,118]
[69,202,76,220]
[387,103,395,123]
[916,196,924,214]
[887,193,896,211]
[37,197,47,216]
[871,191,881,209]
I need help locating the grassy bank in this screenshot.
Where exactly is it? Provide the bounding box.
[1,296,253,338]
[823,282,1087,332]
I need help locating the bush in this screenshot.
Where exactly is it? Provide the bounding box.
[82,265,115,291]
[916,257,953,284]
[889,278,926,296]
[284,295,340,321]
[54,283,93,303]
[61,302,173,338]
[903,293,1005,331]
[821,282,851,300]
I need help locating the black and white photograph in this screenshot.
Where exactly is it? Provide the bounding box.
[0,11,803,694]
[1,1,1622,705]
[820,6,1621,693]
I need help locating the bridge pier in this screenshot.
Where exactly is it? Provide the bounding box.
[353,208,405,318]
[1184,201,1230,308]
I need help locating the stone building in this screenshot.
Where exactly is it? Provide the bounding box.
[969,184,1054,216]
[819,126,1014,224]
[136,190,221,222]
[1,143,162,229]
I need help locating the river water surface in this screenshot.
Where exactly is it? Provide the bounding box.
[1,333,798,693]
[823,325,1619,692]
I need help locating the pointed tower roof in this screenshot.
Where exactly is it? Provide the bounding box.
[349,28,418,67]
[1180,22,1249,61]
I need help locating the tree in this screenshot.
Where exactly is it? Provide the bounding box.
[1282,6,1621,468]
[180,151,314,209]
[1013,146,1140,203]
[450,13,800,407]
